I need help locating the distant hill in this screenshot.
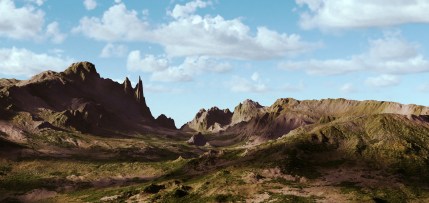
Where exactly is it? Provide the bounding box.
[183,97,429,143]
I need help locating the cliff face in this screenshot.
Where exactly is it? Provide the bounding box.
[0,62,176,137]
[183,97,429,140]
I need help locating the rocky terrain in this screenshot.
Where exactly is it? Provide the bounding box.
[1,62,429,202]
[183,97,429,143]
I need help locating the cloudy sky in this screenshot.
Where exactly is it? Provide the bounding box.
[1,0,429,126]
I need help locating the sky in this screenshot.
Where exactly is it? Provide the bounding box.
[1,0,429,127]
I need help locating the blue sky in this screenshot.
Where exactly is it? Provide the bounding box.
[1,0,429,127]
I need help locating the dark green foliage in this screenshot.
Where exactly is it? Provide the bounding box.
[143,184,166,194]
[0,164,12,176]
[172,189,188,198]
[0,173,57,192]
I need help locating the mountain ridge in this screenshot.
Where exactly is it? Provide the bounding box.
[0,62,177,138]
[183,97,429,142]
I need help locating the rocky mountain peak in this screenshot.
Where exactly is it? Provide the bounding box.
[241,99,262,107]
[155,114,177,129]
[63,61,99,80]
[231,99,265,125]
[182,106,233,133]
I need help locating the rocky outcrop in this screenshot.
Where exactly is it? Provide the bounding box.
[231,99,265,125]
[0,61,176,139]
[187,132,206,146]
[156,114,176,129]
[123,77,133,96]
[181,107,232,133]
[63,61,100,81]
[135,76,144,103]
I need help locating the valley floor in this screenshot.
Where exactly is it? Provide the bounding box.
[1,136,428,203]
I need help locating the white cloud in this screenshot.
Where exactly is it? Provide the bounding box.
[114,0,121,3]
[296,0,429,30]
[279,33,429,75]
[154,16,315,60]
[45,22,66,44]
[365,75,400,88]
[84,0,97,10]
[151,67,193,82]
[150,55,231,82]
[127,51,169,72]
[0,0,45,39]
[340,83,357,93]
[100,43,127,58]
[74,1,315,60]
[230,72,268,93]
[72,3,149,41]
[0,47,73,76]
[368,32,419,60]
[169,0,211,19]
[127,50,231,82]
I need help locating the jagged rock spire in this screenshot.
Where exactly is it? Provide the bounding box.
[134,76,144,103]
[123,77,133,95]
[131,76,153,119]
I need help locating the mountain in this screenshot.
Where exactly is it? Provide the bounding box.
[0,62,177,141]
[181,107,233,133]
[1,62,429,202]
[183,97,429,142]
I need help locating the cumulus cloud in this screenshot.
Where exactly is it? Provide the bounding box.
[279,33,429,75]
[83,0,97,10]
[169,0,211,19]
[45,22,67,44]
[151,67,193,82]
[73,1,316,60]
[127,51,231,82]
[72,3,149,41]
[150,56,231,82]
[0,47,73,76]
[365,75,400,88]
[153,16,315,60]
[127,51,169,72]
[296,0,429,30]
[0,0,45,39]
[100,43,127,58]
[230,72,268,93]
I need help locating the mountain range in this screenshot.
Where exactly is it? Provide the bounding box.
[1,62,429,202]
